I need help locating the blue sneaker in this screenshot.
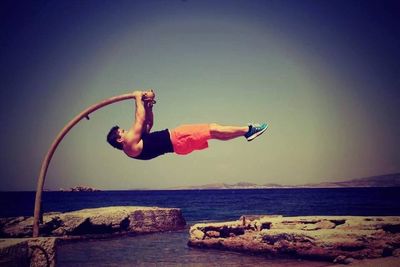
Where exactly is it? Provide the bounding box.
[245,123,268,141]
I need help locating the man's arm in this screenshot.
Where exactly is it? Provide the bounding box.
[142,89,155,134]
[127,91,146,144]
[143,101,154,134]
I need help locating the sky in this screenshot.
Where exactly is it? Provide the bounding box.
[0,0,399,191]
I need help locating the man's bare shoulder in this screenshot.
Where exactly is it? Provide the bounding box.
[123,139,143,158]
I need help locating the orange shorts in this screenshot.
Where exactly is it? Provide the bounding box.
[170,124,211,155]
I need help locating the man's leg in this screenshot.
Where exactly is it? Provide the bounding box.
[171,123,268,155]
[209,123,248,141]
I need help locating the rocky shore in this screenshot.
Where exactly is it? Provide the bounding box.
[0,206,186,238]
[188,215,400,264]
[0,206,186,266]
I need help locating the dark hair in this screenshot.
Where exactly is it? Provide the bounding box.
[107,126,123,150]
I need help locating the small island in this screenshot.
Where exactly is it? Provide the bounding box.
[60,186,101,192]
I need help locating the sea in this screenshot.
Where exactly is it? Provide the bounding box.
[1,188,400,266]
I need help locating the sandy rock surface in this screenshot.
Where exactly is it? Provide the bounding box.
[0,206,186,238]
[188,215,400,264]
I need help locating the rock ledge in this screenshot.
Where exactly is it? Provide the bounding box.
[1,206,186,238]
[188,215,400,263]
[0,206,186,266]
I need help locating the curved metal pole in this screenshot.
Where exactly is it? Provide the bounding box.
[33,93,135,237]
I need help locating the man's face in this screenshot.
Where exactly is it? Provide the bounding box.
[117,128,127,142]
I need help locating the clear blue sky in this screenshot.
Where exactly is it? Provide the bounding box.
[1,0,399,190]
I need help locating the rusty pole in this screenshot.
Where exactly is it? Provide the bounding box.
[33,93,135,237]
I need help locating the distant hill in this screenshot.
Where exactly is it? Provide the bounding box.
[299,173,400,188]
[171,182,264,190]
[169,173,400,190]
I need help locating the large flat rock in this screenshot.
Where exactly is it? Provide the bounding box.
[188,215,400,264]
[0,206,186,266]
[0,206,186,238]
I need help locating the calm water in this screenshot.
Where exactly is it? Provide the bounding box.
[1,188,400,266]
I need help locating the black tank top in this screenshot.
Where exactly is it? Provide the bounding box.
[132,129,174,160]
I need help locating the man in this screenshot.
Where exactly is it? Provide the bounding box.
[107,90,268,160]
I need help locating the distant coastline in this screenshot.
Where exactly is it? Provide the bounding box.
[32,173,400,192]
[167,173,400,190]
